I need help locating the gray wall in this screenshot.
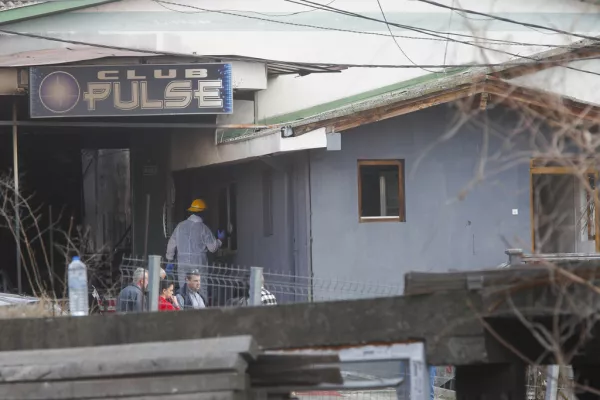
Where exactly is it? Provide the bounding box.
[308,105,533,286]
[171,153,310,276]
[176,104,541,289]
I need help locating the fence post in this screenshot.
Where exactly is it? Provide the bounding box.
[545,365,560,400]
[148,255,161,312]
[249,267,263,306]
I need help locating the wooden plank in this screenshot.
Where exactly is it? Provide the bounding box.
[486,80,600,123]
[489,47,600,80]
[294,84,483,136]
[404,262,600,296]
[330,84,481,133]
[0,353,247,383]
[87,392,246,400]
[0,292,487,366]
[0,336,258,367]
[0,372,248,400]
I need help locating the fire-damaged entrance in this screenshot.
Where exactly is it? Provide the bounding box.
[0,60,235,298]
[0,95,140,296]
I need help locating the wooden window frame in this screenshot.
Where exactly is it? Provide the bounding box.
[529,158,600,253]
[357,160,406,223]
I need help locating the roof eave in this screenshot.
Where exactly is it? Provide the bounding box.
[223,78,600,145]
[0,0,119,26]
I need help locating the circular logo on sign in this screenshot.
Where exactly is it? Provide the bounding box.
[38,71,80,113]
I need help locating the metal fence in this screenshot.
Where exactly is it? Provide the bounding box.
[116,255,404,308]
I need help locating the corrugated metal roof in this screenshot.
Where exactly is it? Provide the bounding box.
[0,0,44,12]
[0,46,154,67]
[0,35,347,76]
[220,36,600,143]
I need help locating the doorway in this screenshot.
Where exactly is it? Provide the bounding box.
[530,160,599,254]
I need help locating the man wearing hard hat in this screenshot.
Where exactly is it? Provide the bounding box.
[165,199,225,299]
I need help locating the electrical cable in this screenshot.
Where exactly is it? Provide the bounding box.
[374,0,438,73]
[286,0,562,46]
[413,0,600,42]
[153,0,574,49]
[154,0,338,17]
[442,0,456,69]
[1,27,600,76]
[285,0,600,77]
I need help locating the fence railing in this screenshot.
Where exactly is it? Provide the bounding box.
[116,255,404,309]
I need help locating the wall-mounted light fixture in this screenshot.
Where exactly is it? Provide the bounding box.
[280,126,294,138]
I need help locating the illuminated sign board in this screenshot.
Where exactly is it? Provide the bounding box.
[29,63,233,118]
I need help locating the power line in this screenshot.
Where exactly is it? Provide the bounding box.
[286,0,559,46]
[154,0,338,17]
[153,0,574,49]
[2,28,600,75]
[414,0,600,43]
[285,0,600,77]
[375,0,438,73]
[442,0,457,69]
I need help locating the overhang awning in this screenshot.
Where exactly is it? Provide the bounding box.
[0,46,152,67]
[0,41,347,76]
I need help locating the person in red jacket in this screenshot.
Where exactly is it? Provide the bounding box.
[158,278,180,311]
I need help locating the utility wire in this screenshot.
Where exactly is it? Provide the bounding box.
[155,0,338,17]
[442,0,456,69]
[2,28,600,76]
[153,0,574,49]
[375,0,438,73]
[286,0,562,46]
[414,0,600,43]
[286,0,600,77]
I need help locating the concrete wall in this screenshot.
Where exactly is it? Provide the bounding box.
[307,104,534,286]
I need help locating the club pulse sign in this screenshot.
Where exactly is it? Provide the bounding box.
[29,63,233,118]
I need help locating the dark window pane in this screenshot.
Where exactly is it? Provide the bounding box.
[359,164,400,218]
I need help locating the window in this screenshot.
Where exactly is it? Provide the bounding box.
[262,170,273,236]
[358,160,405,222]
[218,183,237,251]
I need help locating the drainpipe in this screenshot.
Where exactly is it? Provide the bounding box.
[306,151,314,302]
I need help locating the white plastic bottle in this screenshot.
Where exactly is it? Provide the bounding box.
[68,256,89,316]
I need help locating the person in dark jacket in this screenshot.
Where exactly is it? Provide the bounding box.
[117,268,148,313]
[175,270,206,310]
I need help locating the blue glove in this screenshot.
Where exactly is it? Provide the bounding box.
[217,229,226,241]
[166,263,175,274]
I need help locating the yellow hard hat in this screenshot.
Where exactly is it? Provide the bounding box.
[187,199,207,212]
